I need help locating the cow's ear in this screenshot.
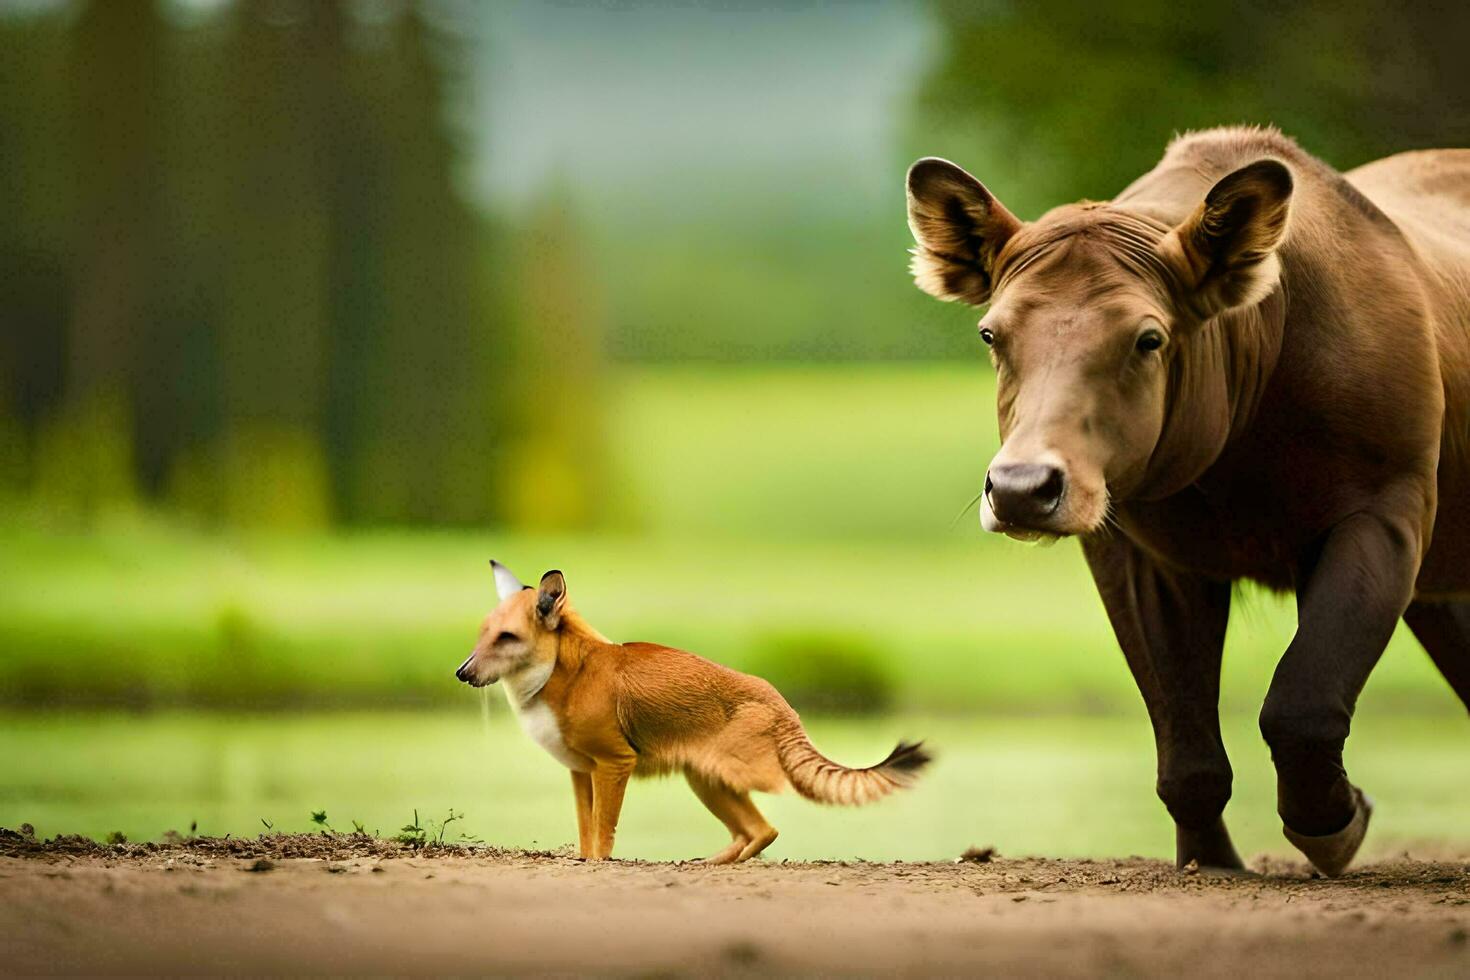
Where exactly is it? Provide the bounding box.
[535,570,566,630]
[906,158,1022,306]
[1159,158,1293,321]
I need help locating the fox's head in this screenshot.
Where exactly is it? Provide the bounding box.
[455,561,567,690]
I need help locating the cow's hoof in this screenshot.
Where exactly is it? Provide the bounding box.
[1282,786,1373,878]
[1176,818,1245,872]
[1197,864,1260,879]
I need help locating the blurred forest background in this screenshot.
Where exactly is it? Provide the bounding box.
[1,0,1467,857]
[7,0,1467,533]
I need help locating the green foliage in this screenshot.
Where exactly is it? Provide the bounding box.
[913,0,1470,217]
[0,2,511,528]
[745,631,895,715]
[29,394,138,523]
[391,809,465,847]
[395,809,426,847]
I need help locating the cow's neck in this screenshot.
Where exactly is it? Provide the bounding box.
[1138,285,1287,500]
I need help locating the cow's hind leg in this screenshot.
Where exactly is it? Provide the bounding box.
[1082,534,1243,871]
[1403,599,1470,711]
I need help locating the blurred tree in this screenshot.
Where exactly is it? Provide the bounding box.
[327,4,501,525]
[914,0,1470,216]
[0,12,72,497]
[504,186,609,531]
[27,2,169,517]
[0,0,516,528]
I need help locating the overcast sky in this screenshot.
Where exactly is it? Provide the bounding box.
[466,1,933,210]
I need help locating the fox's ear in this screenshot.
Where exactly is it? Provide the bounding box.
[491,560,524,601]
[906,157,1022,306]
[536,570,567,630]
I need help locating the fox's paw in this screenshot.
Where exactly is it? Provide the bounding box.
[701,839,748,865]
[735,827,778,863]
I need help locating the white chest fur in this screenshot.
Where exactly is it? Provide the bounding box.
[511,698,588,771]
[501,663,587,771]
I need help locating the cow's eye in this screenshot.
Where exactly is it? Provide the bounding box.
[496,631,519,644]
[979,327,995,346]
[1135,329,1165,353]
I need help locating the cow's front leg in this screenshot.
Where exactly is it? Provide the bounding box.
[1082,534,1240,870]
[1260,510,1422,876]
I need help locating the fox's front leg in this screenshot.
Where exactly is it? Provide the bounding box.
[589,759,634,860]
[571,771,594,858]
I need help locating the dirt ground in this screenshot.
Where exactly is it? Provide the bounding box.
[1,830,1467,977]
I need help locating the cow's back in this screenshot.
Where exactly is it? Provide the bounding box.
[1346,150,1470,309]
[1349,149,1470,596]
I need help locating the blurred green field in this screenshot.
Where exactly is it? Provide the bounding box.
[1,522,1461,716]
[3,369,1466,860]
[1,709,1464,862]
[0,366,1461,715]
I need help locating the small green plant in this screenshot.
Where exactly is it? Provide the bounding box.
[351,819,367,836]
[395,809,426,847]
[260,818,274,832]
[105,830,127,845]
[433,809,462,845]
[310,810,333,832]
[394,808,466,847]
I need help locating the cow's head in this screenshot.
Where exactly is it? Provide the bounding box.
[906,156,1292,539]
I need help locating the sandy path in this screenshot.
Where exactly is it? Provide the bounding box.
[1,834,1467,977]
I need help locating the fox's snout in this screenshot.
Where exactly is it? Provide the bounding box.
[455,653,481,686]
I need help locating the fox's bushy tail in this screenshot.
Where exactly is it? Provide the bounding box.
[775,720,930,806]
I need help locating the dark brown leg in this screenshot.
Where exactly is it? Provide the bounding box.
[1403,599,1470,712]
[1258,512,1419,872]
[1082,533,1241,870]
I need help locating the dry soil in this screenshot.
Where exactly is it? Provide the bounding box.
[1,830,1467,977]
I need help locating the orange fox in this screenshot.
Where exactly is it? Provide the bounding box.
[455,561,930,863]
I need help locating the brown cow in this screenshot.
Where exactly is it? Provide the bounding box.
[905,126,1470,876]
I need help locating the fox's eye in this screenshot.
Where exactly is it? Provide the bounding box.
[979,326,995,346]
[496,631,519,644]
[1135,329,1165,353]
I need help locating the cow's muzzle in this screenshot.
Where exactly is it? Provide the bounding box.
[985,462,1065,529]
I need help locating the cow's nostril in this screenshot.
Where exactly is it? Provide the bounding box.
[987,462,1066,525]
[1035,466,1064,507]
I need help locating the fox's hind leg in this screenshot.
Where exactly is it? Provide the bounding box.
[685,770,750,863]
[685,770,778,864]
